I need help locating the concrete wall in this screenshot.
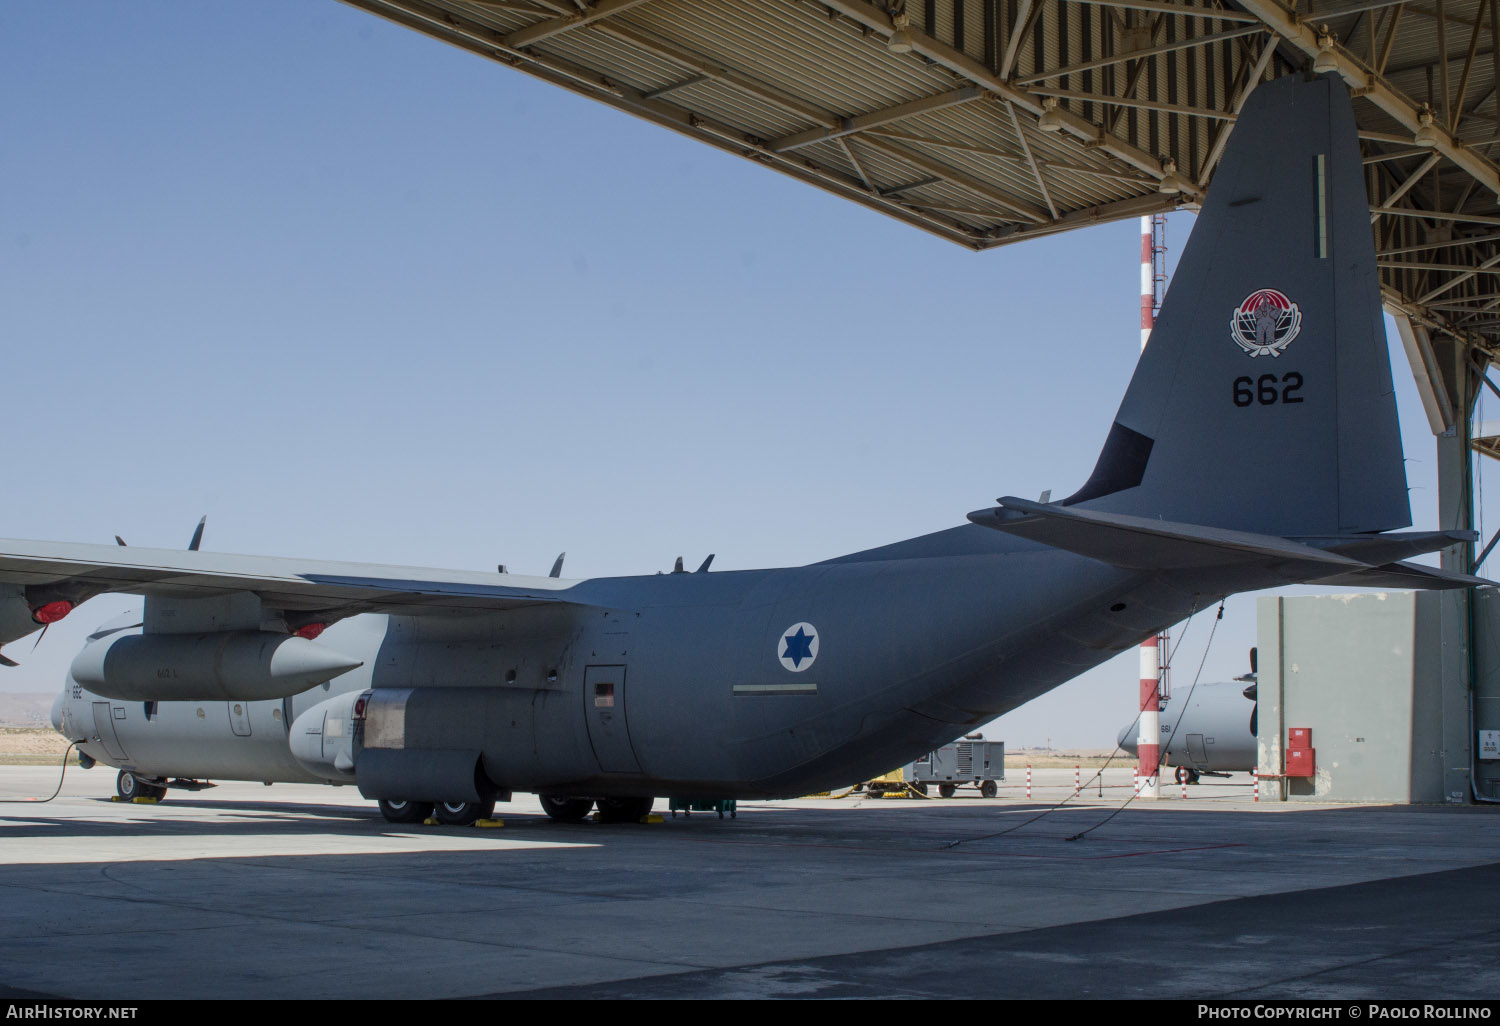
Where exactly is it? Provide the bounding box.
[1257,593,1472,803]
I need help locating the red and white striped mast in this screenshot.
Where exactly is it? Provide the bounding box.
[1136,214,1170,799]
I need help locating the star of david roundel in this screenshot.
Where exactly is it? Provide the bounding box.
[1230,288,1302,358]
[778,622,819,673]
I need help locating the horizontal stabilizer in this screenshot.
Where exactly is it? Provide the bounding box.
[1297,530,1477,565]
[968,498,1363,570]
[1307,561,1492,590]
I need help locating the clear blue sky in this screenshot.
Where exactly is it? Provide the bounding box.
[2,1,1486,748]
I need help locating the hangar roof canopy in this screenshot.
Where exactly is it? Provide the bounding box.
[348,0,1500,355]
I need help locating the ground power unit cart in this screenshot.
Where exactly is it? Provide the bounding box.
[862,737,1005,797]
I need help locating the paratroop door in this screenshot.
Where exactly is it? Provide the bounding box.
[584,665,640,774]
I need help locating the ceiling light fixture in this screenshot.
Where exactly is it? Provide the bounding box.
[1158,158,1189,195]
[888,13,914,54]
[1037,97,1064,132]
[1414,106,1441,148]
[1312,27,1339,75]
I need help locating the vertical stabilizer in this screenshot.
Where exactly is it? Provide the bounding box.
[1068,74,1410,537]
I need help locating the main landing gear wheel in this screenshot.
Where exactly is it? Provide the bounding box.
[115,770,139,800]
[938,783,957,799]
[1175,766,1201,785]
[378,798,434,824]
[595,796,654,823]
[435,799,496,826]
[539,795,595,822]
[980,780,998,799]
[116,771,165,802]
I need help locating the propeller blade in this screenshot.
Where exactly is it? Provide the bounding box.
[549,552,565,578]
[0,651,17,668]
[188,516,206,552]
[673,556,685,573]
[696,554,715,573]
[114,536,127,547]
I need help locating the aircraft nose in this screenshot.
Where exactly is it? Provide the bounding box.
[1117,722,1137,755]
[49,690,65,733]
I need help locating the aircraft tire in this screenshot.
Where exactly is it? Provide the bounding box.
[539,795,595,822]
[938,784,957,799]
[435,799,495,826]
[117,771,147,801]
[980,780,998,799]
[378,798,435,824]
[595,796,654,823]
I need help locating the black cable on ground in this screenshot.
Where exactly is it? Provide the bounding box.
[1063,600,1225,841]
[940,597,1226,851]
[0,742,81,804]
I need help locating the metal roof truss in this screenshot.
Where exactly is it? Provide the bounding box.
[344,0,1500,355]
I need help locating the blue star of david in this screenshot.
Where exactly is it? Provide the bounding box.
[782,627,815,668]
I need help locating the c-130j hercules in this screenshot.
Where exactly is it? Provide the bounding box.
[17,74,1489,825]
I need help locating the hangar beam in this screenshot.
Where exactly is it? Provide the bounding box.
[345,0,1500,352]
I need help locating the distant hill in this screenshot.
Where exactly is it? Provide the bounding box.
[0,693,57,728]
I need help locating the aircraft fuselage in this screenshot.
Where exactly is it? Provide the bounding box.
[57,529,1238,800]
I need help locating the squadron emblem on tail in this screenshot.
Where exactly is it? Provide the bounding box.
[1231,288,1302,357]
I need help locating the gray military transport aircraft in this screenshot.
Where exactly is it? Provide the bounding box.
[1119,679,1258,784]
[14,75,1491,825]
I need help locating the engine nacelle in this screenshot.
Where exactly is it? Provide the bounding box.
[70,630,363,702]
[353,687,500,804]
[289,690,362,782]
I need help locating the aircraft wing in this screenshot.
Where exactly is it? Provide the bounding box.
[0,537,588,648]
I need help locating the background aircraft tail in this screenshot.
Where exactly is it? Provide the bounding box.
[1066,73,1411,538]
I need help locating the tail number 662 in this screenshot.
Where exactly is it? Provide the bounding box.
[1233,372,1303,407]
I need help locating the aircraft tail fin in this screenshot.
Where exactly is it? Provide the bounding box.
[1066,73,1410,538]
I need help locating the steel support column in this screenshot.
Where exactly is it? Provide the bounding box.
[1433,334,1480,802]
